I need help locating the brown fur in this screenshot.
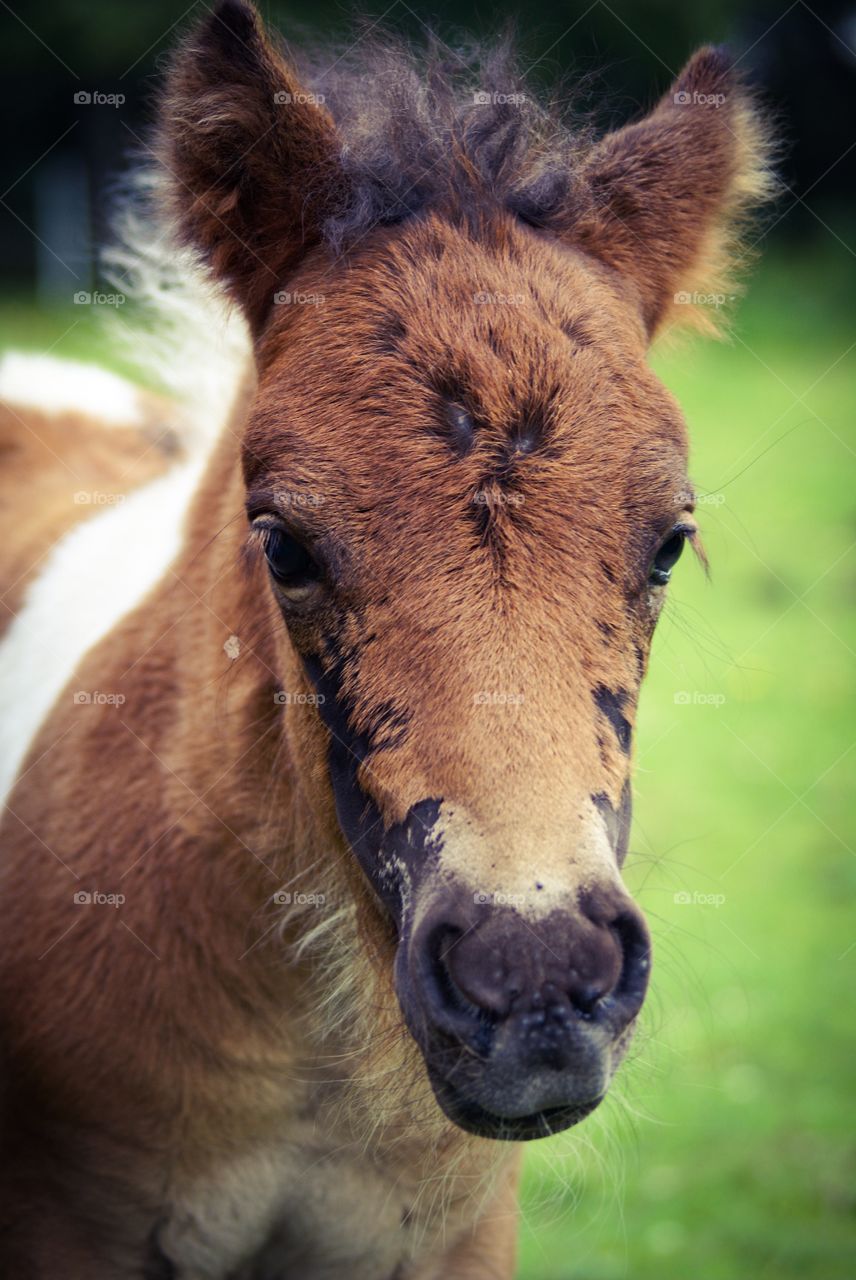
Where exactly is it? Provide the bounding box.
[0,3,773,1275]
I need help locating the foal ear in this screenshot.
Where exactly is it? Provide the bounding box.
[159,0,345,333]
[574,47,775,339]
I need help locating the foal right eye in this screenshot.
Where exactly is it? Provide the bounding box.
[261,527,321,597]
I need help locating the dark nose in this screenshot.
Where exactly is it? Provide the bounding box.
[419,890,650,1062]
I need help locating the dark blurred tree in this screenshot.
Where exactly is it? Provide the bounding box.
[2,0,854,288]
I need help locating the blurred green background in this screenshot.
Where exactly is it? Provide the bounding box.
[1,0,854,1277]
[518,244,856,1280]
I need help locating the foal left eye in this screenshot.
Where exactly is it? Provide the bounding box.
[649,527,689,586]
[261,527,321,596]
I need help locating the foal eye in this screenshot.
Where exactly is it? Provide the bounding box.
[261,527,321,597]
[649,527,689,587]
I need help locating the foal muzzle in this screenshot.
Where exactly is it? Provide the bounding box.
[395,881,651,1140]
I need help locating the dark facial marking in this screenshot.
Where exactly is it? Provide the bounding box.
[302,649,439,924]
[593,685,632,754]
[443,402,476,457]
[592,780,633,866]
[507,426,538,457]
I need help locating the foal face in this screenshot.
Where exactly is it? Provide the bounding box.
[163,0,771,1139]
[243,213,694,1137]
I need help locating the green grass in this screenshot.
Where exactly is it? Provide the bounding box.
[1,245,853,1278]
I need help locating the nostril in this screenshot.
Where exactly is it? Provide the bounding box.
[435,927,511,1020]
[611,909,651,1007]
[432,929,471,1012]
[416,924,507,1060]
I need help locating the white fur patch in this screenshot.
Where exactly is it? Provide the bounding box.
[0,352,146,426]
[0,207,251,806]
[0,458,208,805]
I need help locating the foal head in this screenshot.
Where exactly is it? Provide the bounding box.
[162,0,772,1139]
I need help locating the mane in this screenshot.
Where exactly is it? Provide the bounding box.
[291,30,592,248]
[102,169,252,452]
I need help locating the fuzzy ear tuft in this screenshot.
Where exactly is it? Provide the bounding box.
[571,46,777,340]
[158,0,346,333]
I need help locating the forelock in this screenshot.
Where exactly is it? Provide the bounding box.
[288,31,593,249]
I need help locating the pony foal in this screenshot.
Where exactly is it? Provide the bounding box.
[0,2,772,1275]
